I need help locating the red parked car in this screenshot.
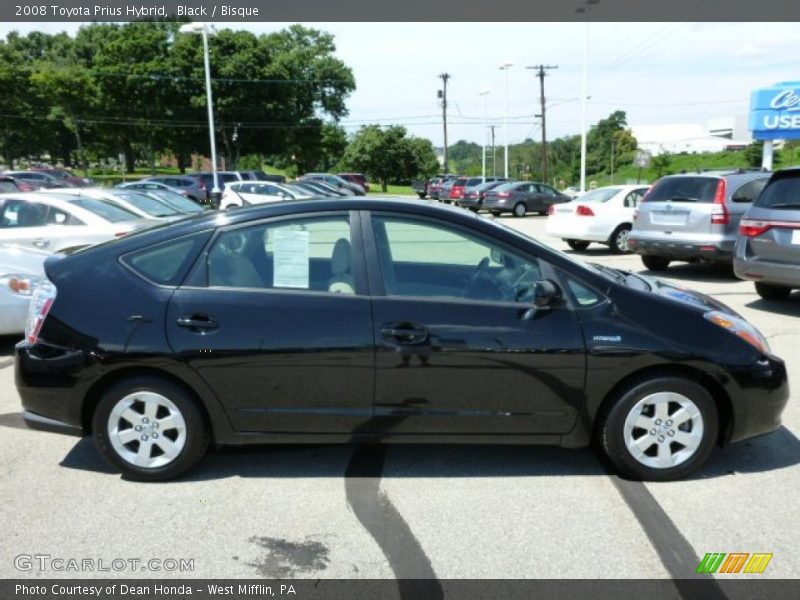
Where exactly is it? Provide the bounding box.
[338,173,370,193]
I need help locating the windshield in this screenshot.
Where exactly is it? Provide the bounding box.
[149,190,204,213]
[579,187,620,203]
[68,197,140,223]
[111,191,179,217]
[645,176,720,203]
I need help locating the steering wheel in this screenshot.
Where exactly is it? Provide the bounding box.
[461,257,491,298]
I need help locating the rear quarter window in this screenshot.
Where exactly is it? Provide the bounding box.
[121,231,211,286]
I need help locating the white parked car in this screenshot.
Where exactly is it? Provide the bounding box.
[0,244,49,335]
[0,192,155,253]
[47,187,184,221]
[546,185,650,253]
[220,181,312,210]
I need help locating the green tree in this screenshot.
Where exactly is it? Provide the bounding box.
[341,125,430,191]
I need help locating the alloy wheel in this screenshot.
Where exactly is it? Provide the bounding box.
[107,392,187,469]
[622,392,704,469]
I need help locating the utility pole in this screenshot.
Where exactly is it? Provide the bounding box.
[438,73,451,173]
[527,64,558,182]
[489,125,497,176]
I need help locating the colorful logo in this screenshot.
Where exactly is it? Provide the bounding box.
[697,553,773,574]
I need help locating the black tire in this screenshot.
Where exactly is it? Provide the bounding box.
[513,203,527,218]
[93,376,209,481]
[566,239,590,251]
[538,210,548,216]
[489,210,502,216]
[469,207,479,213]
[609,225,632,254]
[417,192,427,199]
[597,376,718,481]
[755,282,792,301]
[642,255,671,271]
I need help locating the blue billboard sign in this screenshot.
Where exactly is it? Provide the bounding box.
[750,82,800,141]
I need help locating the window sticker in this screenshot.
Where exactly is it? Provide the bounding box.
[273,229,310,288]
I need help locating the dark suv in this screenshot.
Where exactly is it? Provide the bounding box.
[734,168,800,300]
[629,170,770,271]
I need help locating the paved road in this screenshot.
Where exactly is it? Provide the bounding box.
[0,208,798,585]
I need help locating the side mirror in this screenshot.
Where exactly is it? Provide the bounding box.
[522,279,562,320]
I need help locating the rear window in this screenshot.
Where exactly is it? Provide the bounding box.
[453,178,468,186]
[466,178,483,186]
[112,191,180,217]
[122,232,211,285]
[149,190,204,213]
[579,188,620,203]
[68,198,140,223]
[644,177,721,203]
[754,175,800,209]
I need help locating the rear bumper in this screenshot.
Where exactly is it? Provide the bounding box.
[628,235,734,261]
[546,216,613,242]
[0,295,29,335]
[734,250,800,288]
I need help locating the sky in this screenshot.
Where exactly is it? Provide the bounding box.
[2,21,798,148]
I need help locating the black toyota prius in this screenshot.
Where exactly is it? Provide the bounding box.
[15,198,789,481]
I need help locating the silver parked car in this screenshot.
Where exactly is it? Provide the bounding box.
[734,168,800,300]
[628,170,770,271]
[48,188,185,221]
[0,244,49,335]
[0,192,155,253]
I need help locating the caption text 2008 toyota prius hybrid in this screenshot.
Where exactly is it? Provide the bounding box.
[14,198,789,481]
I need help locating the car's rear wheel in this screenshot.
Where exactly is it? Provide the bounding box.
[538,210,548,216]
[642,255,671,271]
[489,210,501,216]
[417,192,426,199]
[755,282,792,301]
[610,225,632,254]
[566,239,590,251]
[598,376,718,481]
[93,376,209,481]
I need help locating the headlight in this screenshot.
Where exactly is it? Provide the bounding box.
[704,311,770,354]
[0,274,42,297]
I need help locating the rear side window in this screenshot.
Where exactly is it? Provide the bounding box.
[731,178,769,203]
[753,176,800,209]
[644,177,720,203]
[122,232,211,286]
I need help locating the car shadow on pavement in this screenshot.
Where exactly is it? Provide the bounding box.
[54,427,800,482]
[0,335,21,359]
[745,295,800,317]
[634,263,739,284]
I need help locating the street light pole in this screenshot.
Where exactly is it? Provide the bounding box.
[479,89,490,180]
[180,22,221,208]
[499,63,513,178]
[576,0,598,193]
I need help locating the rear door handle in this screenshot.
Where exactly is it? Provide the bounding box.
[380,323,428,345]
[176,314,219,332]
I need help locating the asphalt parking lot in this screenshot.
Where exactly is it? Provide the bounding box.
[0,206,798,586]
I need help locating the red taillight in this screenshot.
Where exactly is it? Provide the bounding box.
[115,232,129,237]
[739,220,772,237]
[547,205,555,215]
[576,205,594,216]
[710,179,729,225]
[498,192,510,198]
[25,279,57,345]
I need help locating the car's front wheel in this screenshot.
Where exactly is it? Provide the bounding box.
[93,376,209,481]
[755,282,792,301]
[598,376,718,481]
[513,203,527,218]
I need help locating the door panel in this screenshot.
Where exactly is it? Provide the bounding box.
[367,214,585,435]
[166,212,375,433]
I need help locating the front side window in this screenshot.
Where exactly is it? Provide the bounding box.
[373,217,541,303]
[207,216,355,294]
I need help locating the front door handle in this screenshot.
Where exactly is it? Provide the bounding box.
[176,314,219,332]
[381,323,428,345]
